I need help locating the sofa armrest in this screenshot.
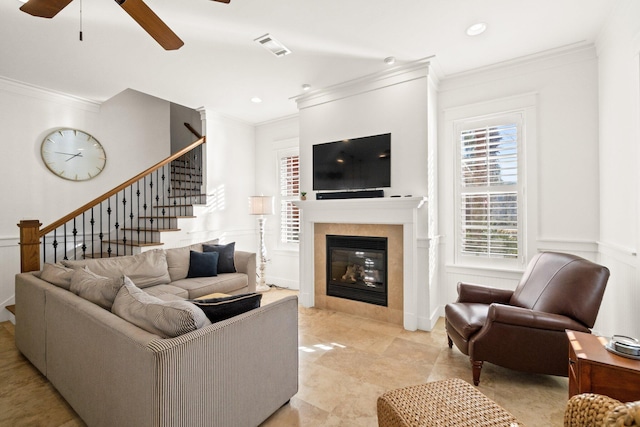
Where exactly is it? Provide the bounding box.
[456,282,514,305]
[234,250,256,292]
[147,295,298,426]
[486,303,589,332]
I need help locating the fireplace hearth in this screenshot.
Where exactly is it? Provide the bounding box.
[326,235,387,306]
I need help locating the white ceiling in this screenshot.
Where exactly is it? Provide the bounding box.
[0,0,616,124]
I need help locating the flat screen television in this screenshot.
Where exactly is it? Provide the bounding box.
[313,133,391,191]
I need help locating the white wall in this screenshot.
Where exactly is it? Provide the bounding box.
[595,0,640,338]
[170,103,202,153]
[198,111,257,253]
[255,116,300,289]
[437,45,602,314]
[0,81,172,321]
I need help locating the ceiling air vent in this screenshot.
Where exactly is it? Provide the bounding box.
[254,33,291,57]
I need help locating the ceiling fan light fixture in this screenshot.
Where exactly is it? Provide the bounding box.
[254,33,291,57]
[466,22,487,36]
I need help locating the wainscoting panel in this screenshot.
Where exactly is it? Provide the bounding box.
[0,236,20,323]
[596,243,640,338]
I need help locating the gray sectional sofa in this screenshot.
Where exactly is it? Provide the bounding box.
[14,240,299,427]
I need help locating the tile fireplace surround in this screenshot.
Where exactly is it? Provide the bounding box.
[293,197,429,331]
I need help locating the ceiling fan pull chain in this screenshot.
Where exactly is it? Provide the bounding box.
[79,0,83,41]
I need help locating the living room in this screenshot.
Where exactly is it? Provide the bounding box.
[1,0,639,425]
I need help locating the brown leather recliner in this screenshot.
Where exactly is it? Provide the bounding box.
[445,251,610,386]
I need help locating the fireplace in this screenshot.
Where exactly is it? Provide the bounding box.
[326,235,388,306]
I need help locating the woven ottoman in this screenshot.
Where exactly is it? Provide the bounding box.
[377,378,523,427]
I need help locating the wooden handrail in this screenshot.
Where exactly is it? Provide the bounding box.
[40,136,205,236]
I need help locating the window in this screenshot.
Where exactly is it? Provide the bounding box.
[457,114,523,262]
[279,153,300,244]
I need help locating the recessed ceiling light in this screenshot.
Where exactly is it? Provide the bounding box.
[254,33,291,57]
[302,84,311,91]
[384,56,396,65]
[251,97,262,103]
[466,22,487,36]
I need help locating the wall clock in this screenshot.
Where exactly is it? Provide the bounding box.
[40,128,107,181]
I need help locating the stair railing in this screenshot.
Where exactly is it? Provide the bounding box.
[18,136,205,273]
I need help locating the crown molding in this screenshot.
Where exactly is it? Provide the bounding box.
[291,56,435,111]
[439,42,597,92]
[0,76,101,113]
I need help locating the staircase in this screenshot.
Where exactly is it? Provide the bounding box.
[18,137,207,273]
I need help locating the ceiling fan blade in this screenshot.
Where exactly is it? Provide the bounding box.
[116,0,184,50]
[212,0,231,3]
[20,0,74,18]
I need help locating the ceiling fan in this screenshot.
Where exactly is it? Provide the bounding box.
[19,0,230,50]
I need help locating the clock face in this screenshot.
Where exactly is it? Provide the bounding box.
[41,129,106,181]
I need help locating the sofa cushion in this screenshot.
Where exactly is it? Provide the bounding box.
[191,293,262,323]
[112,277,211,338]
[70,267,123,310]
[171,273,249,299]
[204,242,236,273]
[40,263,75,290]
[187,251,219,278]
[62,250,171,289]
[144,284,189,299]
[165,239,219,282]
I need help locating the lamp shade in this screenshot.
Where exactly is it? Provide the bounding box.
[249,196,274,215]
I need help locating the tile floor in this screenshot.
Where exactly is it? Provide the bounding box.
[0,289,568,426]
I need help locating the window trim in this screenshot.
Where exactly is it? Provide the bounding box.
[277,147,300,250]
[455,113,523,266]
[444,93,538,270]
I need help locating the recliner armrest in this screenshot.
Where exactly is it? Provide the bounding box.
[457,282,514,304]
[487,303,590,332]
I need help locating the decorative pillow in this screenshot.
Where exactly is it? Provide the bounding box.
[62,249,170,288]
[165,239,219,282]
[70,267,123,310]
[203,242,236,273]
[187,251,219,278]
[112,277,211,338]
[191,293,262,323]
[40,263,75,290]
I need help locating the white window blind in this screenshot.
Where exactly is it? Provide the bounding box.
[279,154,300,244]
[459,123,519,259]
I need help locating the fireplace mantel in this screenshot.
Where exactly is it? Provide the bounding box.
[293,196,429,331]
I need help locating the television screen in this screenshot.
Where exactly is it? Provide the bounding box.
[313,133,391,191]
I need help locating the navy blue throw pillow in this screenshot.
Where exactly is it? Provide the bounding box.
[187,250,219,278]
[203,242,236,273]
[191,293,262,323]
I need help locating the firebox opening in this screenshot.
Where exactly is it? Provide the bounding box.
[326,235,388,306]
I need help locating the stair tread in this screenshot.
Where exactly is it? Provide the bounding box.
[138,215,196,219]
[121,227,181,232]
[168,194,206,198]
[103,240,164,247]
[153,205,194,208]
[6,304,15,315]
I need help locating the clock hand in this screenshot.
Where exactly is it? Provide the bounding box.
[65,152,83,162]
[54,151,79,156]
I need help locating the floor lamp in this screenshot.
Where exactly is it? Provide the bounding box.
[249,195,274,292]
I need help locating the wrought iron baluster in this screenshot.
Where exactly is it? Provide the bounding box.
[72,218,78,260]
[107,199,112,256]
[62,224,68,260]
[90,207,95,259]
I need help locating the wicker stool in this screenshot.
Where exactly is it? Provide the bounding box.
[377,378,523,427]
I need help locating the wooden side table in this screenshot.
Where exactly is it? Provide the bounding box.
[567,330,640,402]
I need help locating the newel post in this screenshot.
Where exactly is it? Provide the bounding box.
[18,220,42,273]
